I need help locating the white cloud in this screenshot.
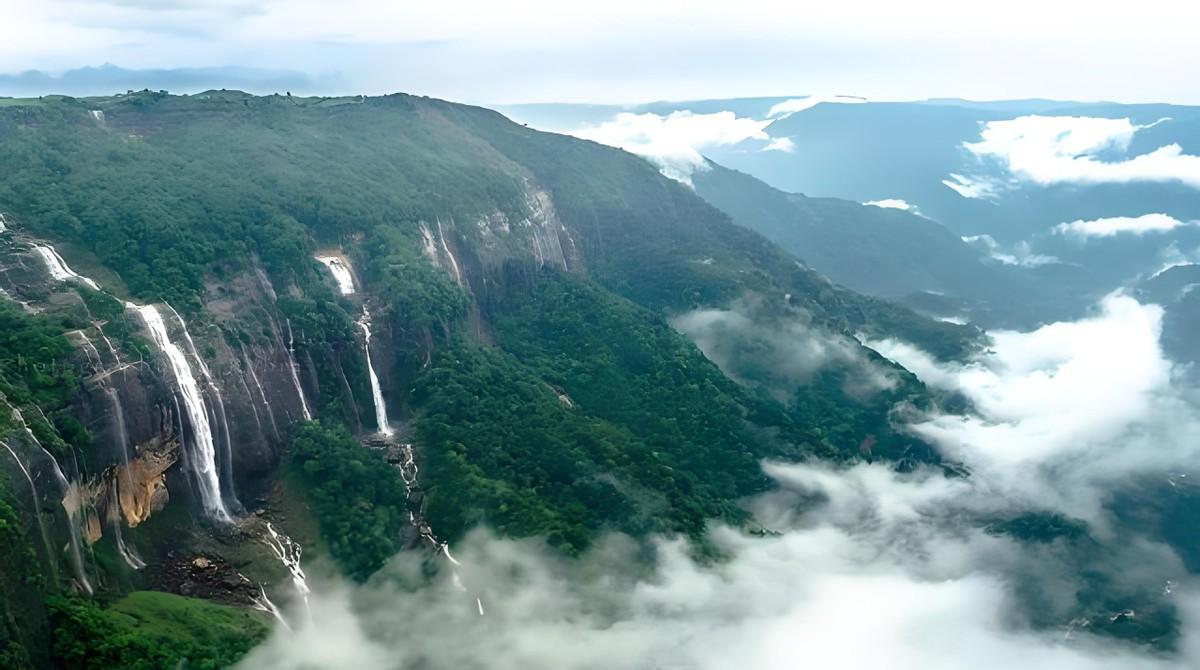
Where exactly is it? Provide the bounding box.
[865,198,913,210]
[962,235,1060,267]
[866,293,1200,523]
[572,110,773,185]
[766,94,868,118]
[1055,213,1195,239]
[950,116,1200,196]
[943,172,1003,199]
[1152,242,1200,278]
[671,298,897,398]
[233,292,1200,670]
[237,464,1200,670]
[762,136,795,152]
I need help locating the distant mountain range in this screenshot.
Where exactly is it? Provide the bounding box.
[500,96,1200,331]
[0,64,330,97]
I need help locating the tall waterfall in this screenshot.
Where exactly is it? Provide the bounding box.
[32,245,100,290]
[244,356,281,440]
[358,306,392,435]
[1,439,60,586]
[435,219,465,287]
[315,254,390,433]
[284,319,313,421]
[105,389,145,569]
[9,408,94,594]
[129,304,232,522]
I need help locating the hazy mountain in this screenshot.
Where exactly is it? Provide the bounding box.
[0,64,327,98]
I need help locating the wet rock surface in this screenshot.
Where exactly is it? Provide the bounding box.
[149,551,259,606]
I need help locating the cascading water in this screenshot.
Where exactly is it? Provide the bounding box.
[1,439,60,585]
[244,356,281,440]
[9,408,94,594]
[314,254,390,433]
[71,330,102,371]
[315,256,355,296]
[161,305,241,509]
[284,319,313,421]
[388,441,484,616]
[105,389,145,570]
[108,489,145,570]
[358,306,392,435]
[129,304,232,522]
[251,587,292,632]
[435,219,465,287]
[262,523,311,616]
[32,245,100,290]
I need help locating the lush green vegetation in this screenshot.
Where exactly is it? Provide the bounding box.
[47,591,268,670]
[0,300,88,456]
[288,421,410,580]
[0,480,45,670]
[407,273,943,554]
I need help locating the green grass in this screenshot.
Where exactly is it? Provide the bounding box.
[49,591,269,670]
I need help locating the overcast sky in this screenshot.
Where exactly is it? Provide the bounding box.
[1,0,1198,104]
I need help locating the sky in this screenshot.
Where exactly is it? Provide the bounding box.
[1,0,1199,104]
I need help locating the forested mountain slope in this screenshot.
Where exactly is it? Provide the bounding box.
[689,160,1087,327]
[0,90,974,667]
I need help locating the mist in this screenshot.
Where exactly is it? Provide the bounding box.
[236,292,1200,669]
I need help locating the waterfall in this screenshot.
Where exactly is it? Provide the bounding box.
[106,388,132,468]
[435,218,465,287]
[0,212,7,232]
[9,408,93,594]
[315,256,355,295]
[358,306,391,435]
[284,319,313,421]
[104,388,144,569]
[244,355,281,440]
[418,222,439,264]
[262,522,311,620]
[108,487,145,570]
[128,303,231,522]
[251,587,292,632]
[70,330,103,372]
[32,245,100,290]
[234,369,266,439]
[161,306,240,508]
[1,440,60,586]
[97,328,121,365]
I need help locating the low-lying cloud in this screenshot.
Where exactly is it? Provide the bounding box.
[865,198,914,210]
[237,460,1200,670]
[866,293,1200,523]
[572,110,773,185]
[962,234,1060,267]
[947,115,1200,197]
[236,292,1200,670]
[670,297,897,398]
[766,94,868,117]
[1055,213,1196,239]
